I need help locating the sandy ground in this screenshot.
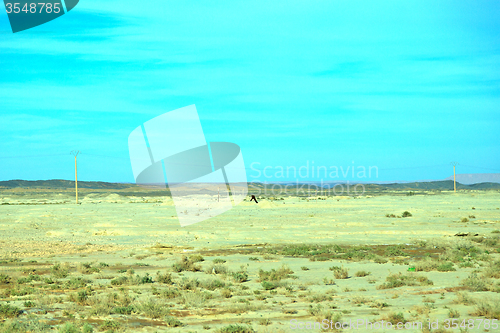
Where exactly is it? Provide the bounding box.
[0,190,499,332]
[1,191,499,253]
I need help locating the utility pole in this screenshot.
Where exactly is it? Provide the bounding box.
[71,151,80,204]
[451,162,459,193]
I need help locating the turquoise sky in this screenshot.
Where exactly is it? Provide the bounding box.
[1,0,499,182]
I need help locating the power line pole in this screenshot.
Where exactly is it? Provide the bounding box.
[451,162,459,193]
[71,151,80,204]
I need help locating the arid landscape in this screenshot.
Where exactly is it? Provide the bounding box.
[0,183,499,333]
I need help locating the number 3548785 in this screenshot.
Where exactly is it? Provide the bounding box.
[5,3,61,14]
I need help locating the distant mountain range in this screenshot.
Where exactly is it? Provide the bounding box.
[0,177,499,191]
[0,179,135,190]
[363,180,500,190]
[251,180,500,191]
[444,173,500,185]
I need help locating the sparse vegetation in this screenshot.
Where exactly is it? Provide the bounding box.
[355,270,370,277]
[448,308,460,318]
[330,265,349,279]
[51,263,69,278]
[436,262,456,272]
[471,299,500,319]
[172,256,202,272]
[402,211,412,217]
[377,273,433,289]
[461,273,489,291]
[258,265,294,282]
[165,316,184,327]
[384,312,407,324]
[217,324,255,333]
[0,304,22,319]
[136,298,170,319]
[213,258,226,264]
[2,189,500,332]
[385,245,407,257]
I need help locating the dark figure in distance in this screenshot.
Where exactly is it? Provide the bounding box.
[250,195,258,203]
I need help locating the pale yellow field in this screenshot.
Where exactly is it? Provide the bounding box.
[0,190,499,333]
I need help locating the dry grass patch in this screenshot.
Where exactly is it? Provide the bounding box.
[258,265,294,282]
[452,291,475,305]
[329,266,349,279]
[483,260,500,279]
[460,272,491,291]
[136,298,171,319]
[470,298,500,320]
[216,324,255,333]
[0,304,21,319]
[355,270,370,277]
[377,273,433,289]
[172,256,202,272]
[383,311,408,324]
[351,296,370,305]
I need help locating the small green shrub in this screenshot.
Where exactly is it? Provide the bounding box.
[355,270,370,277]
[78,262,100,274]
[160,288,180,299]
[65,277,90,289]
[471,299,500,319]
[17,275,41,284]
[172,256,201,272]
[82,323,94,333]
[139,273,154,284]
[461,273,489,292]
[58,323,79,333]
[374,256,388,264]
[165,316,184,327]
[221,288,232,298]
[377,273,433,289]
[51,263,69,278]
[261,281,279,290]
[201,278,226,291]
[189,254,204,263]
[136,298,170,319]
[113,305,134,315]
[0,274,11,284]
[437,262,456,272]
[232,272,248,283]
[330,266,348,279]
[23,301,36,308]
[100,320,120,330]
[402,211,412,218]
[385,312,407,324]
[448,308,460,318]
[385,245,407,257]
[258,318,272,326]
[414,260,439,272]
[213,258,226,264]
[258,265,294,282]
[206,264,228,275]
[156,272,173,284]
[216,324,255,333]
[0,304,22,318]
[110,276,128,286]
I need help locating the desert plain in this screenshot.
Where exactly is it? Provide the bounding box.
[0,186,499,333]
